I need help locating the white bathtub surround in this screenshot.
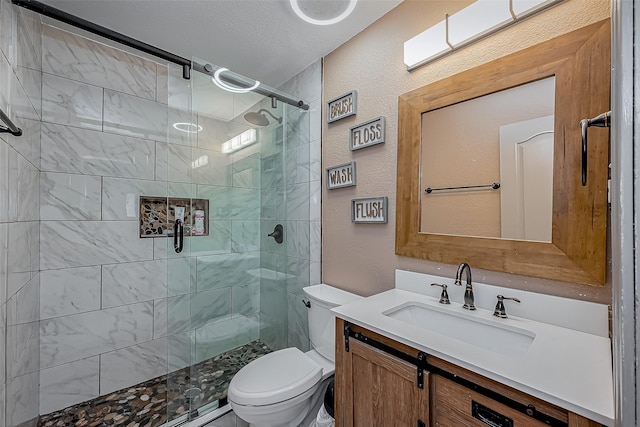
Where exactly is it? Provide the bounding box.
[332,269,613,426]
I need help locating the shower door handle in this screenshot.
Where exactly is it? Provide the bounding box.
[174,219,184,253]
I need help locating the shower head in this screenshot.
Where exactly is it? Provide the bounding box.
[244,109,282,127]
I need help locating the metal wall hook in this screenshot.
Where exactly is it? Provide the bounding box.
[580,111,611,186]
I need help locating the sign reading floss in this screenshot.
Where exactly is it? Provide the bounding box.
[350,117,385,151]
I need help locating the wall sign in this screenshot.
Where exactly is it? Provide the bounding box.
[327,90,357,123]
[350,117,385,150]
[326,162,356,190]
[352,197,388,224]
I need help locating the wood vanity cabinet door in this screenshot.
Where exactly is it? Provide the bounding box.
[339,339,429,427]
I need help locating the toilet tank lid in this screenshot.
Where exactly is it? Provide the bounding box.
[303,284,362,307]
[228,347,322,406]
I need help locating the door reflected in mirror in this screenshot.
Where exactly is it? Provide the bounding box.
[420,77,555,242]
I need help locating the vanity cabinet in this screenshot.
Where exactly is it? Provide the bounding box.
[335,318,601,427]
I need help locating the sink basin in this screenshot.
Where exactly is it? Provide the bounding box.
[383,302,535,356]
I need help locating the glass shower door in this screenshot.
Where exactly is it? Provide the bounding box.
[164,59,297,424]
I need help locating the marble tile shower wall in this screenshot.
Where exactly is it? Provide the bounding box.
[0,0,43,426]
[258,61,322,351]
[37,24,263,416]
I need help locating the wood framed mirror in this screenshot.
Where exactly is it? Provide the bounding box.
[395,19,610,286]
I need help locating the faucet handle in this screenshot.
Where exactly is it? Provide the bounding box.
[493,295,521,318]
[431,283,450,304]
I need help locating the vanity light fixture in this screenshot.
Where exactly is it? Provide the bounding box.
[290,0,358,26]
[404,0,564,71]
[221,128,257,154]
[173,122,202,133]
[212,68,260,94]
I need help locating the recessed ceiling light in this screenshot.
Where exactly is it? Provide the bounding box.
[173,122,202,133]
[290,0,358,26]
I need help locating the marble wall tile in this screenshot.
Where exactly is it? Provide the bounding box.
[286,257,310,295]
[232,282,260,317]
[155,141,168,181]
[156,64,168,104]
[309,140,321,184]
[0,140,9,223]
[42,25,157,101]
[260,279,287,326]
[7,321,39,377]
[167,63,191,111]
[0,382,5,427]
[279,183,309,221]
[16,66,41,119]
[232,154,261,189]
[261,153,283,189]
[40,301,153,369]
[309,99,322,142]
[286,221,310,260]
[10,69,38,122]
[8,117,40,170]
[152,236,192,261]
[28,219,38,273]
[16,8,41,70]
[285,108,310,150]
[231,220,260,253]
[102,260,167,308]
[0,0,16,68]
[310,261,321,286]
[168,256,196,296]
[191,147,232,186]
[6,371,39,427]
[0,224,6,306]
[10,148,39,222]
[167,107,193,146]
[40,266,101,319]
[167,143,190,184]
[197,186,260,220]
[310,221,321,263]
[190,220,232,257]
[310,180,321,222]
[190,287,232,330]
[15,12,39,72]
[0,303,5,384]
[287,293,309,352]
[259,318,287,352]
[99,338,168,395]
[41,122,155,180]
[41,220,153,269]
[103,89,168,142]
[7,272,38,325]
[277,60,322,104]
[7,221,31,295]
[41,73,103,130]
[153,294,191,339]
[102,177,166,221]
[285,143,310,186]
[39,356,99,415]
[40,172,102,221]
[196,252,259,292]
[167,331,194,372]
[195,314,259,364]
[196,113,251,152]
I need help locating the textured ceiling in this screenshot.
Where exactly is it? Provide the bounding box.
[40,0,404,88]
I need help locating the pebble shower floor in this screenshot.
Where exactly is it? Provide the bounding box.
[38,341,272,427]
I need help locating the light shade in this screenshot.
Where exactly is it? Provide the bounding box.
[404,0,563,71]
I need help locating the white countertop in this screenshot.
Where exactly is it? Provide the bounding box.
[332,288,614,426]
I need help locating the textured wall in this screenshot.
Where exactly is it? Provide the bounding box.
[322,0,612,302]
[0,0,42,425]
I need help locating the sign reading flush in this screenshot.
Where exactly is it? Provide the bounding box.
[351,197,388,224]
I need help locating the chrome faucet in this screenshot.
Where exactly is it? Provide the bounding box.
[454,263,476,310]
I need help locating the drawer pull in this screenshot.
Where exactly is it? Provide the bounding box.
[472,401,514,427]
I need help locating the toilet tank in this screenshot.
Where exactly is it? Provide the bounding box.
[303,284,362,362]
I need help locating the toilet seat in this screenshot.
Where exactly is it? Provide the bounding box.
[228,347,322,406]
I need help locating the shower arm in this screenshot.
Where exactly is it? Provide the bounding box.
[259,109,283,123]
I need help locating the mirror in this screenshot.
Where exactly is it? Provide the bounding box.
[420,77,555,241]
[396,19,610,286]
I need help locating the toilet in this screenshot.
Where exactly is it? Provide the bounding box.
[228,284,362,427]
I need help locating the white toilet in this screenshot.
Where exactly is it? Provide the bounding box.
[228,284,362,427]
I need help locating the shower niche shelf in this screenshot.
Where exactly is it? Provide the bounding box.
[139,196,209,238]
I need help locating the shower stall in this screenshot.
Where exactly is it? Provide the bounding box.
[0,2,321,424]
[160,59,315,425]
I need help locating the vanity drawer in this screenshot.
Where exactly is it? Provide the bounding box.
[433,375,555,427]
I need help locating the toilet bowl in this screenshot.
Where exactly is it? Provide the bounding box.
[228,284,362,427]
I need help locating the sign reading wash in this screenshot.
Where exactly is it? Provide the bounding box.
[326,162,356,189]
[327,91,357,123]
[352,197,388,223]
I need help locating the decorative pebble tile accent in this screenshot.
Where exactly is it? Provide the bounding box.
[38,341,271,427]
